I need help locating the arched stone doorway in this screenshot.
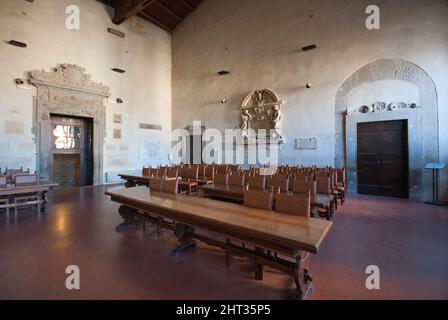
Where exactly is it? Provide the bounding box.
[334,59,439,200]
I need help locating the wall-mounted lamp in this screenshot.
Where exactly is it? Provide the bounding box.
[217,70,230,76]
[305,82,312,89]
[220,99,227,104]
[107,97,124,104]
[15,78,31,90]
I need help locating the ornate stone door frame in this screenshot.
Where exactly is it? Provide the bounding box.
[334,59,439,201]
[30,64,110,185]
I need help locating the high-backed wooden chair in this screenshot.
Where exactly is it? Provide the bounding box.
[198,165,214,185]
[247,176,266,191]
[0,176,6,188]
[269,174,289,193]
[216,165,229,174]
[315,175,335,220]
[166,167,179,180]
[244,190,273,210]
[228,165,240,174]
[228,174,245,187]
[149,177,163,192]
[275,191,311,218]
[293,179,316,196]
[335,168,346,204]
[336,168,347,204]
[204,165,215,180]
[142,167,151,176]
[180,166,189,180]
[214,173,228,185]
[179,167,198,195]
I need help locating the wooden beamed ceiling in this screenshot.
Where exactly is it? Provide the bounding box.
[98,0,202,33]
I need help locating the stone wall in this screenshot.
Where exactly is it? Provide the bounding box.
[172,0,448,200]
[0,0,172,181]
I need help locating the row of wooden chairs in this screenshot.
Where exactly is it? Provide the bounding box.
[244,190,311,218]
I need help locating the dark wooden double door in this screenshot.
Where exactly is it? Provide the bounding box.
[357,120,409,199]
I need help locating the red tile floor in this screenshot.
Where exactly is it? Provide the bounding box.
[0,185,447,300]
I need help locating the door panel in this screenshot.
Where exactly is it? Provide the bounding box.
[357,120,409,198]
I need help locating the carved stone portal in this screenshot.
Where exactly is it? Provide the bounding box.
[30,64,110,185]
[237,89,285,144]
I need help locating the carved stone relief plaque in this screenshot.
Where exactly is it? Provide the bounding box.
[236,89,285,144]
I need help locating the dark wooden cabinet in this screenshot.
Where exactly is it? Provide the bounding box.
[357,120,409,198]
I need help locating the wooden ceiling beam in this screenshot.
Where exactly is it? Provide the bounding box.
[138,11,173,32]
[178,0,194,12]
[113,0,156,25]
[155,1,182,22]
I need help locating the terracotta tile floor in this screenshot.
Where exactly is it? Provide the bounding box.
[0,185,447,300]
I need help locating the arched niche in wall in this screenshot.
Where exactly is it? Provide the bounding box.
[30,64,110,185]
[334,59,439,200]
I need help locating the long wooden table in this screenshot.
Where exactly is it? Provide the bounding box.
[118,174,151,188]
[0,181,58,213]
[106,186,333,299]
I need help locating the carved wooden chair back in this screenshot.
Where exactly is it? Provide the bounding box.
[293,179,316,197]
[275,191,311,218]
[204,165,215,179]
[14,174,38,187]
[180,167,190,180]
[214,173,228,185]
[162,178,179,194]
[166,167,179,179]
[228,174,245,187]
[142,167,151,176]
[216,165,229,174]
[316,175,331,195]
[149,177,163,192]
[244,190,274,210]
[0,175,6,188]
[269,174,289,193]
[247,175,266,191]
[188,167,199,181]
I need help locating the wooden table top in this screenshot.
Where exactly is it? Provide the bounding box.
[118,174,151,180]
[0,181,58,196]
[201,184,246,194]
[106,186,333,254]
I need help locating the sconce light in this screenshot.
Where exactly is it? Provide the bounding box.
[15,78,31,90]
[217,70,230,76]
[220,99,227,104]
[305,82,312,89]
[107,97,124,104]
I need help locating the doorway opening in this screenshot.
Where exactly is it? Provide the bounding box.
[50,115,94,187]
[357,120,409,198]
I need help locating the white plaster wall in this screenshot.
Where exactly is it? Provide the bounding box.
[172,0,448,200]
[0,0,172,180]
